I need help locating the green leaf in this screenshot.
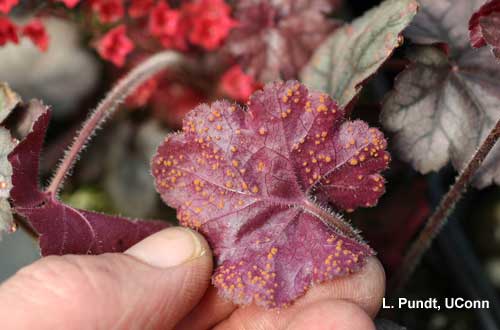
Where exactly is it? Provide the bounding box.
[0,128,15,238]
[0,83,20,123]
[381,0,500,188]
[300,0,418,107]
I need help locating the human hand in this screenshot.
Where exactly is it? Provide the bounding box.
[0,227,385,329]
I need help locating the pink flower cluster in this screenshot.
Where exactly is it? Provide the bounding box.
[95,0,237,67]
[0,0,264,121]
[0,16,49,51]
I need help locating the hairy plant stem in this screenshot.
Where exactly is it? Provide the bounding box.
[391,118,500,293]
[46,51,181,196]
[302,199,362,241]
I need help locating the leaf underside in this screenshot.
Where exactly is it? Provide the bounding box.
[382,0,500,188]
[9,109,167,255]
[301,0,418,108]
[153,80,390,308]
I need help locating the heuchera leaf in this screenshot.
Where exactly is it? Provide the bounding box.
[0,82,19,237]
[301,0,418,108]
[404,0,484,50]
[225,0,339,82]
[9,108,167,256]
[152,80,390,308]
[469,0,500,59]
[0,82,20,122]
[0,128,15,238]
[381,0,500,188]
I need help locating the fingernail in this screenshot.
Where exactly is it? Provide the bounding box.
[125,227,206,268]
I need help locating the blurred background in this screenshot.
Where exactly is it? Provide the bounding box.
[1,1,500,329]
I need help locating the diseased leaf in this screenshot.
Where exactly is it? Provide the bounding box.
[9,110,167,256]
[225,0,339,82]
[469,0,500,59]
[301,0,418,108]
[382,0,500,188]
[152,80,390,308]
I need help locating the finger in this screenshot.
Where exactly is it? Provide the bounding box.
[0,227,213,330]
[175,286,236,330]
[287,300,375,330]
[208,257,384,330]
[294,256,385,317]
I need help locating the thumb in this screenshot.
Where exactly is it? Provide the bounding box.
[0,227,213,330]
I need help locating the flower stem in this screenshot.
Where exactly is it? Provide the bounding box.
[391,118,500,293]
[46,51,181,196]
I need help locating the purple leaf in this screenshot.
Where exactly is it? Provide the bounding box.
[469,0,500,59]
[225,0,340,82]
[382,0,500,188]
[152,80,390,308]
[9,109,167,256]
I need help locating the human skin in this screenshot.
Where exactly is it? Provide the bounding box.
[0,227,385,330]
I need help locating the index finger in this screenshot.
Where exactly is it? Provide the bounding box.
[176,257,385,330]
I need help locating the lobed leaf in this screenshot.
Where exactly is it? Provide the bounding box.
[469,0,500,59]
[9,109,167,255]
[382,0,500,187]
[301,0,418,108]
[152,80,390,308]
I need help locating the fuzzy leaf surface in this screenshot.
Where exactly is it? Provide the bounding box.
[382,0,500,187]
[469,0,500,59]
[9,110,167,255]
[301,0,418,108]
[153,81,390,308]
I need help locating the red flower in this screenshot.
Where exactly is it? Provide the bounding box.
[152,82,205,128]
[97,25,134,67]
[149,2,188,50]
[126,77,158,108]
[22,19,49,52]
[185,0,237,50]
[128,0,154,18]
[220,65,260,101]
[149,2,178,36]
[91,0,124,23]
[55,0,80,8]
[0,17,18,46]
[0,0,18,14]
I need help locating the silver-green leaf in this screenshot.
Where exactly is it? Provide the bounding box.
[0,128,15,238]
[381,0,500,188]
[300,0,418,107]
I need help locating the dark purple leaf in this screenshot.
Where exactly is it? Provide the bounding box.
[225,0,340,82]
[470,0,500,58]
[9,109,167,256]
[152,80,390,308]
